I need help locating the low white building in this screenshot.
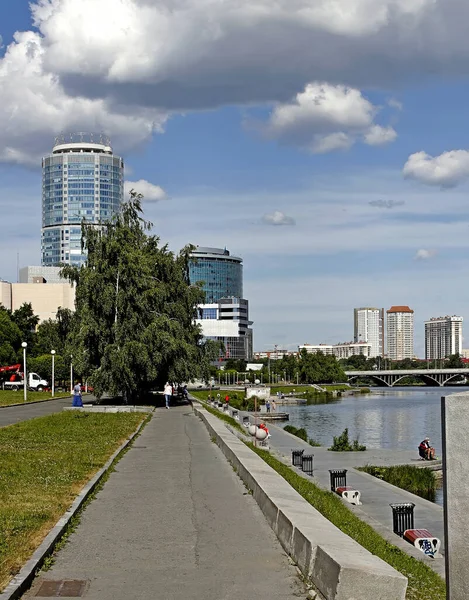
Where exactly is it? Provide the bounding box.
[299,341,372,359]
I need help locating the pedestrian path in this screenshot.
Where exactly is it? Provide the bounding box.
[262,418,445,577]
[24,407,306,600]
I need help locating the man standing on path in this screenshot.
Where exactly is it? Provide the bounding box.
[164,382,172,409]
[72,382,83,407]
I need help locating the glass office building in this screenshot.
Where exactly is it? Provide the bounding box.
[41,133,124,267]
[190,247,253,361]
[189,247,243,303]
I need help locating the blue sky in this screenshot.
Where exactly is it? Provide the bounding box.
[1,0,469,356]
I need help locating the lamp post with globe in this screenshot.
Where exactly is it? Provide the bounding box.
[51,350,56,397]
[21,342,27,403]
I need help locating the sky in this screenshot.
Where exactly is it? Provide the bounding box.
[1,0,469,357]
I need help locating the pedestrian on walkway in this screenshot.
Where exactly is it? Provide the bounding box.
[265,399,271,413]
[164,382,172,409]
[72,382,83,407]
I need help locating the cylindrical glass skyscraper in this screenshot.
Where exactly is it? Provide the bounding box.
[188,247,243,303]
[41,133,124,266]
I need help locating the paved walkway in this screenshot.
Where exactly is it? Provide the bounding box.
[253,415,445,577]
[24,407,306,600]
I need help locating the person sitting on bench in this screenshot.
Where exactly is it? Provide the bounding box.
[419,437,435,460]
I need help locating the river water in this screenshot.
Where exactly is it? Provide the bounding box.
[282,386,469,507]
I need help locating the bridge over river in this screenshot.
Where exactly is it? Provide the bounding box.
[345,368,469,387]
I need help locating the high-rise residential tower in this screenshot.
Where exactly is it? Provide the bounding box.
[353,307,385,357]
[189,247,252,361]
[41,133,124,267]
[386,306,414,360]
[425,316,463,360]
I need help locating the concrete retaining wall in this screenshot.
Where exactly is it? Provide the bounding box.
[195,405,407,600]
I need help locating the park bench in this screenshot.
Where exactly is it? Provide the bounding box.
[329,469,362,505]
[390,503,441,558]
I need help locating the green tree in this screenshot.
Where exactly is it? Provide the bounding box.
[446,353,464,368]
[62,192,207,402]
[0,307,22,365]
[11,303,39,350]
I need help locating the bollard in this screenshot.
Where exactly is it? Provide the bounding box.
[390,503,415,537]
[301,454,314,475]
[329,469,347,492]
[291,449,304,467]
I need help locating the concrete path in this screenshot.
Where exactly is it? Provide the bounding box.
[227,406,445,577]
[24,407,306,600]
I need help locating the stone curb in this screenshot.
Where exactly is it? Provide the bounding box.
[195,404,408,600]
[0,413,152,600]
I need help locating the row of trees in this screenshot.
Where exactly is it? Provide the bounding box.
[222,350,347,384]
[340,353,465,370]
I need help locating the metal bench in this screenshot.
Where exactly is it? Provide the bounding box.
[329,469,362,505]
[403,529,441,558]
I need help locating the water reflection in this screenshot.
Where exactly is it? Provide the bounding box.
[282,386,467,508]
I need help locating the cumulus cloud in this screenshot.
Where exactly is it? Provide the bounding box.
[262,211,296,226]
[258,83,396,152]
[364,125,397,146]
[0,29,167,166]
[1,0,469,163]
[25,0,469,113]
[415,249,437,260]
[403,150,469,187]
[124,179,167,202]
[369,199,405,209]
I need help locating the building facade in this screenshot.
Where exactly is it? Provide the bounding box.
[354,307,384,357]
[41,133,124,267]
[386,306,414,360]
[299,342,372,359]
[425,316,463,360]
[19,266,69,284]
[189,247,252,361]
[0,279,75,323]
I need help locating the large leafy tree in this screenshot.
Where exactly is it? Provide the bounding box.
[62,192,206,401]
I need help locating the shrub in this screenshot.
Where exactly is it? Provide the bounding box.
[359,464,436,501]
[284,425,321,447]
[329,428,366,451]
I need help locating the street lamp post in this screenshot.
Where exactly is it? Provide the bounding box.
[21,342,27,403]
[51,350,56,398]
[70,355,73,394]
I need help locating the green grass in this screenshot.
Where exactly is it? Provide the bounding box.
[191,394,246,434]
[248,445,445,600]
[0,411,146,591]
[358,465,437,502]
[191,390,256,411]
[0,390,72,407]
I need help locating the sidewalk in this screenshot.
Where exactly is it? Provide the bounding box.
[24,407,305,600]
[261,419,446,577]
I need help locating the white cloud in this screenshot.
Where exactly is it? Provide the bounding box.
[415,249,437,260]
[369,199,405,209]
[388,98,403,111]
[259,83,396,152]
[403,150,469,187]
[364,125,397,146]
[124,180,167,202]
[262,211,296,226]
[23,0,467,115]
[0,30,167,166]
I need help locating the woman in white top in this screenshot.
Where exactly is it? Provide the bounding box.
[164,382,173,409]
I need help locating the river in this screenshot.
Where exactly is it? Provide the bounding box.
[282,386,469,506]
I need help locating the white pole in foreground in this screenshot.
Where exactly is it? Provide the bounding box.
[51,350,56,397]
[70,355,73,394]
[22,342,27,403]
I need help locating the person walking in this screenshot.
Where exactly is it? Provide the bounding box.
[265,399,271,413]
[72,382,83,407]
[164,382,172,409]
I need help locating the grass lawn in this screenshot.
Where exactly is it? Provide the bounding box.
[0,411,147,591]
[0,390,70,407]
[249,445,445,600]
